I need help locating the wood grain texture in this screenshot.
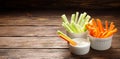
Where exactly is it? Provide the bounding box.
[0,17,62,26]
[0,10,120,59]
[0,49,70,59]
[0,36,119,49]
[0,49,120,59]
[0,37,67,48]
[0,26,66,36]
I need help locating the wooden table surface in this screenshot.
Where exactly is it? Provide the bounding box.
[0,10,120,59]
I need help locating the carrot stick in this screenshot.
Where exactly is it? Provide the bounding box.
[104,28,117,38]
[97,32,102,38]
[100,31,108,38]
[109,22,114,31]
[92,28,97,37]
[92,18,97,27]
[95,27,100,37]
[59,34,77,46]
[97,19,104,33]
[105,20,108,31]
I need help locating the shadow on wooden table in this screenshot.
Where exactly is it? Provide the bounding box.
[65,48,120,59]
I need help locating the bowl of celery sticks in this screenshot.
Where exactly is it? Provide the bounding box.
[61,12,91,39]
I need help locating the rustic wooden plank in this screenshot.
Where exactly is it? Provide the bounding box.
[0,26,119,37]
[0,15,120,26]
[0,26,66,36]
[0,37,67,48]
[0,49,120,59]
[112,36,120,48]
[0,17,62,26]
[0,49,70,59]
[0,36,119,48]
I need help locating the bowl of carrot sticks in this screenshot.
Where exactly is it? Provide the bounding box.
[87,18,117,50]
[61,12,91,39]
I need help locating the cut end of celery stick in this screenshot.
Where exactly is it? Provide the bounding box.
[57,30,65,35]
[75,12,79,23]
[61,14,69,24]
[71,14,76,24]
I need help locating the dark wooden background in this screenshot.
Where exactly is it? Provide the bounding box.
[0,0,120,10]
[0,0,120,59]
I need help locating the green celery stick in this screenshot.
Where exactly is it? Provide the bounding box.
[71,23,79,33]
[79,12,87,26]
[57,30,68,37]
[82,15,91,31]
[57,30,67,36]
[84,15,91,23]
[77,13,83,24]
[61,14,69,24]
[74,23,82,33]
[69,23,77,33]
[62,24,69,32]
[62,22,73,33]
[57,30,64,35]
[70,14,75,24]
[81,23,87,32]
[75,12,79,23]
[62,22,70,32]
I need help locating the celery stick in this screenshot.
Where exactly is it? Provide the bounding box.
[80,15,90,32]
[75,12,79,23]
[85,15,91,23]
[82,15,91,31]
[77,13,83,25]
[62,22,73,33]
[69,23,77,33]
[71,14,75,24]
[71,23,79,33]
[57,30,68,36]
[62,24,70,32]
[62,23,70,32]
[74,23,82,33]
[61,14,69,24]
[82,24,87,32]
[79,12,87,26]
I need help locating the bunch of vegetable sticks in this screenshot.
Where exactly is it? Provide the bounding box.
[57,30,77,46]
[86,18,117,38]
[61,12,91,33]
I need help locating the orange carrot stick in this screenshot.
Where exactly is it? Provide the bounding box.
[109,22,114,31]
[58,34,77,46]
[100,31,108,38]
[92,28,98,37]
[92,18,97,27]
[97,19,104,33]
[97,32,102,38]
[110,24,115,31]
[95,27,100,37]
[104,28,117,38]
[105,20,108,31]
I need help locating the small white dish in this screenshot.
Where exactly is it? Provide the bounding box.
[69,38,90,55]
[89,34,113,51]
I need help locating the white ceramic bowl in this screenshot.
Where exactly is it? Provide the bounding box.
[89,34,113,51]
[69,38,90,55]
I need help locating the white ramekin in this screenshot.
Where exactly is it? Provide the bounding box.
[69,38,90,55]
[89,34,113,51]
